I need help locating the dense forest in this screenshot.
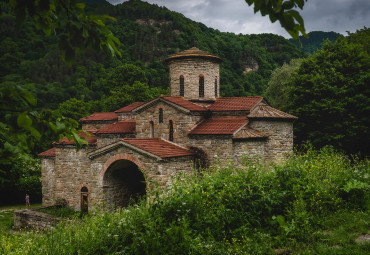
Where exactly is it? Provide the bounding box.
[0,0,305,112]
[0,0,369,204]
[289,31,342,55]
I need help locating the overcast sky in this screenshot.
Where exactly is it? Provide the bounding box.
[107,0,370,38]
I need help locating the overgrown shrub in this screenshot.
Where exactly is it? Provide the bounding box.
[1,147,369,254]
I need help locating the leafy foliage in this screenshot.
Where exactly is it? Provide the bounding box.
[289,31,342,54]
[286,28,370,155]
[1,148,369,254]
[245,0,307,39]
[264,58,302,109]
[6,0,121,62]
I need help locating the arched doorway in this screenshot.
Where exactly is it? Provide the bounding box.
[81,186,89,212]
[102,159,146,208]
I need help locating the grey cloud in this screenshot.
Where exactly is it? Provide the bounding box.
[108,0,369,37]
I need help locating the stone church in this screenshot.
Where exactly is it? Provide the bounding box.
[39,47,296,211]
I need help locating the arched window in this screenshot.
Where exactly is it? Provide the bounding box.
[215,77,218,97]
[81,186,88,213]
[169,120,174,142]
[199,75,204,98]
[179,75,184,97]
[159,108,163,123]
[150,121,154,138]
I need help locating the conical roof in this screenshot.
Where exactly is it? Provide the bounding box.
[166,47,222,63]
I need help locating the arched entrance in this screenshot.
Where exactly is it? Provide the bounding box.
[102,159,146,208]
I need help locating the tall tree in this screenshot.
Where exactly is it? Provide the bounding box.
[265,58,302,109]
[286,29,370,155]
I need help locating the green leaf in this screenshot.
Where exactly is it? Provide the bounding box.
[76,3,86,10]
[27,126,41,141]
[17,112,32,129]
[4,142,19,154]
[21,89,37,106]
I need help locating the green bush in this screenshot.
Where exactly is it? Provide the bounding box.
[1,147,369,254]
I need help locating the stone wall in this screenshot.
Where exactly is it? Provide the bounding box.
[45,142,195,211]
[82,120,116,131]
[168,58,220,100]
[117,112,137,121]
[41,158,56,206]
[96,134,135,148]
[135,101,203,146]
[13,207,61,230]
[232,139,265,166]
[187,135,233,166]
[249,119,294,162]
[52,146,96,211]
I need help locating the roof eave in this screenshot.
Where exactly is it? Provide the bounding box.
[133,97,191,114]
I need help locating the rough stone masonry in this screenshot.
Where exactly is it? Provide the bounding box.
[39,47,297,211]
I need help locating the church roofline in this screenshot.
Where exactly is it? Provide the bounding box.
[95,121,136,134]
[79,112,118,123]
[166,47,222,64]
[114,102,146,113]
[88,138,195,160]
[248,103,298,120]
[88,140,162,160]
[133,96,207,114]
[207,96,264,112]
[188,117,249,135]
[39,147,56,157]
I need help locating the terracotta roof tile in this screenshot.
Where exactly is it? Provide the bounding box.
[166,47,222,63]
[248,103,297,119]
[189,118,248,135]
[161,96,207,112]
[233,127,268,139]
[208,97,263,112]
[39,147,56,157]
[56,132,97,145]
[96,121,136,134]
[80,112,118,122]
[115,102,146,113]
[123,138,195,158]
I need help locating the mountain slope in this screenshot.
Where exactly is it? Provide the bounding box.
[0,0,305,110]
[289,31,342,54]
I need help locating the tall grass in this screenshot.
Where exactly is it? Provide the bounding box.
[1,147,369,254]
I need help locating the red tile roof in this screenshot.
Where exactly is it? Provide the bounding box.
[233,127,268,139]
[123,138,195,158]
[56,132,97,145]
[160,96,207,112]
[39,147,56,157]
[79,112,118,122]
[115,102,146,113]
[207,97,263,112]
[248,103,297,119]
[189,118,248,135]
[96,121,136,134]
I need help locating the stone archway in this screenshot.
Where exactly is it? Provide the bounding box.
[102,159,146,208]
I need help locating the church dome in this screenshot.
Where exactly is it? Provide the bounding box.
[166,47,222,63]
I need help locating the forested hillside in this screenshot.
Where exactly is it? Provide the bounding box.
[0,0,305,114]
[289,31,342,54]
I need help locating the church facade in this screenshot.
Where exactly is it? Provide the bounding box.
[39,48,296,211]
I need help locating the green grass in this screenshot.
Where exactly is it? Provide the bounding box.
[0,203,42,211]
[0,203,42,232]
[0,211,14,232]
[0,147,369,254]
[288,210,370,254]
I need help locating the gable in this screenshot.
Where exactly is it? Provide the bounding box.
[134,96,206,114]
[88,138,195,160]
